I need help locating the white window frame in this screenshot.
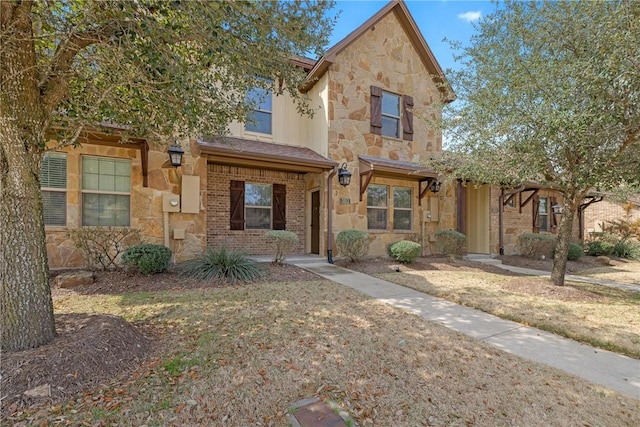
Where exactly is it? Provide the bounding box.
[81,156,131,227]
[539,196,550,232]
[381,91,400,138]
[245,183,272,229]
[367,184,389,230]
[245,86,272,135]
[41,152,67,226]
[392,186,412,231]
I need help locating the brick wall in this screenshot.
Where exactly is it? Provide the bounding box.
[583,199,640,237]
[207,164,306,254]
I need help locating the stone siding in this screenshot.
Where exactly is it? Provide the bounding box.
[206,164,306,255]
[45,138,207,268]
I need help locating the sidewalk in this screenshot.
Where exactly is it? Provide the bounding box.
[291,259,640,400]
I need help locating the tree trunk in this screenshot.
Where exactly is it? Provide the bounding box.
[550,203,575,286]
[1,2,56,351]
[0,123,56,351]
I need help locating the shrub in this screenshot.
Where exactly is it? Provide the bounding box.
[176,247,264,284]
[122,244,172,275]
[585,240,615,257]
[336,229,370,262]
[68,226,141,270]
[567,242,584,261]
[434,230,466,256]
[517,233,555,258]
[265,230,299,263]
[612,240,640,260]
[387,240,421,264]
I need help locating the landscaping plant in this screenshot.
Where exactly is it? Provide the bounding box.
[434,230,466,256]
[265,230,299,264]
[176,247,264,284]
[122,244,172,275]
[517,233,556,259]
[336,229,370,262]
[68,227,141,270]
[388,240,422,264]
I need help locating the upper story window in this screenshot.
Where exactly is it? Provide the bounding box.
[381,92,400,138]
[41,152,67,226]
[81,156,131,226]
[370,85,413,141]
[245,86,272,135]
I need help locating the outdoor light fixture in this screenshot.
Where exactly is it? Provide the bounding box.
[552,203,564,215]
[337,162,352,186]
[167,144,184,167]
[429,179,442,193]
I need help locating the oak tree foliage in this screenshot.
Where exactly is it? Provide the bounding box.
[436,0,640,285]
[0,0,335,351]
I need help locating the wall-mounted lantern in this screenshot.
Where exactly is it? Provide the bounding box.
[429,179,442,193]
[337,162,352,187]
[552,203,564,215]
[167,144,184,167]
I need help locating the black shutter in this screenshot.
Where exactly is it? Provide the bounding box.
[230,180,245,230]
[402,95,414,141]
[550,196,558,232]
[370,86,382,135]
[532,195,540,233]
[273,184,286,230]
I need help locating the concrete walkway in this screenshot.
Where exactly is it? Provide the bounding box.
[290,259,640,400]
[466,254,640,293]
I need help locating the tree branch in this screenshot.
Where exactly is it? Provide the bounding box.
[39,22,119,113]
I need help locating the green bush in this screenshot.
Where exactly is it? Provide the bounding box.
[121,244,172,275]
[567,242,584,261]
[336,229,370,262]
[387,240,421,264]
[265,230,299,263]
[585,240,615,257]
[176,247,264,284]
[517,233,555,258]
[612,240,640,260]
[434,230,466,256]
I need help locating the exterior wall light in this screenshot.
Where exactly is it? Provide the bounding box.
[552,203,564,215]
[429,179,442,193]
[168,144,184,167]
[337,162,352,186]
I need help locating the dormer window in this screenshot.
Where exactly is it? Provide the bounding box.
[370,86,413,141]
[245,86,272,135]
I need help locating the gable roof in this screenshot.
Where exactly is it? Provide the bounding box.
[304,0,455,102]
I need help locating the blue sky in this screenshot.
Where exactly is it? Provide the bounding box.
[327,1,493,72]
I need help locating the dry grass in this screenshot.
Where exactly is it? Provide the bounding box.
[9,277,639,426]
[576,261,640,284]
[345,258,640,359]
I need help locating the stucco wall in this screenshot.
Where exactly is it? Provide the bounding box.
[45,138,207,268]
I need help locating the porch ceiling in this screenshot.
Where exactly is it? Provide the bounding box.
[198,137,337,173]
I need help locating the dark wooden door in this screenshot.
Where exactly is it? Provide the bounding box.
[311,191,320,254]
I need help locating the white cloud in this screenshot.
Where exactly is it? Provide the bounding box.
[458,11,482,23]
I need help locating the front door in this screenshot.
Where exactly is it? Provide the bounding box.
[311,191,320,254]
[466,184,491,254]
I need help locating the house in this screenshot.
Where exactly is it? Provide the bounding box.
[43,1,609,268]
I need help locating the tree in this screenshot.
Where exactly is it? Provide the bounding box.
[438,0,640,285]
[0,0,335,351]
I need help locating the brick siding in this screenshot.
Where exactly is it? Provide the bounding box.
[207,164,306,254]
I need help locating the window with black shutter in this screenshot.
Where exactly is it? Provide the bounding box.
[370,86,414,141]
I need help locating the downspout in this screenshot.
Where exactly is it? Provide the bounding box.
[326,166,338,263]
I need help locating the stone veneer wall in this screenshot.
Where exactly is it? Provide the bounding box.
[45,138,207,267]
[320,11,453,256]
[206,164,306,255]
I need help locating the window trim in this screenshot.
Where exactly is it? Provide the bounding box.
[80,155,131,227]
[245,85,273,135]
[367,184,389,230]
[41,152,67,227]
[245,182,273,230]
[392,186,413,231]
